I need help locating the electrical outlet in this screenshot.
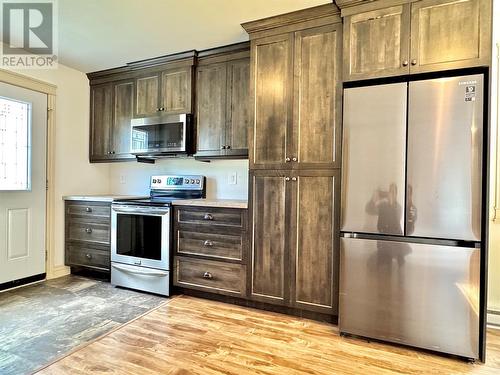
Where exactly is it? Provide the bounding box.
[119,175,126,184]
[229,172,237,185]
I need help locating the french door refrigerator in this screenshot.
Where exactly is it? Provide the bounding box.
[340,73,486,360]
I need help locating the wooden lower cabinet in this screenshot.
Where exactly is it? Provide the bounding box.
[173,206,248,298]
[249,169,340,315]
[65,201,111,273]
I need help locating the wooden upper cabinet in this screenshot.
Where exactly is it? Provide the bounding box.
[409,0,491,73]
[250,171,289,304]
[226,58,250,156]
[135,74,160,117]
[342,0,491,80]
[112,80,135,159]
[290,170,339,314]
[293,24,342,169]
[343,5,410,81]
[160,67,192,114]
[251,34,293,169]
[90,84,113,161]
[196,63,227,154]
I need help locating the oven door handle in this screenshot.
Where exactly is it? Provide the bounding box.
[112,206,170,215]
[112,263,169,277]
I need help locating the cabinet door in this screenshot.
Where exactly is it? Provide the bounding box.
[111,80,135,160]
[290,170,339,314]
[89,84,112,161]
[249,170,290,305]
[343,5,410,81]
[161,67,192,114]
[226,58,250,157]
[135,74,160,117]
[410,0,491,73]
[250,34,293,169]
[195,63,227,156]
[292,24,342,169]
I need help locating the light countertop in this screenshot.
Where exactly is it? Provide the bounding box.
[63,195,146,202]
[172,199,248,209]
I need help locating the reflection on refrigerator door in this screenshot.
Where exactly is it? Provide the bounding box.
[339,237,480,359]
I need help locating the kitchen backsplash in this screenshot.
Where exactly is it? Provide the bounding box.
[108,158,249,199]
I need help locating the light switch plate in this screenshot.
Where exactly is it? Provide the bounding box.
[229,172,237,185]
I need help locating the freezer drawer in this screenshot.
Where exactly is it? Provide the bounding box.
[407,74,483,241]
[341,83,407,235]
[339,237,480,359]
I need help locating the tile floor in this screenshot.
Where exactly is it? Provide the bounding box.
[0,275,166,375]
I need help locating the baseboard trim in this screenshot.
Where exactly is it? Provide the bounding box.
[0,273,46,292]
[47,265,70,280]
[487,309,500,328]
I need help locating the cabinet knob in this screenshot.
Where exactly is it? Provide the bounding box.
[285,177,291,181]
[226,145,231,150]
[203,271,213,279]
[85,207,92,213]
[159,107,165,111]
[221,146,226,150]
[292,157,297,162]
[411,59,417,66]
[203,213,214,221]
[204,240,214,247]
[402,60,409,67]
[291,177,297,181]
[85,228,92,234]
[285,157,291,162]
[85,253,92,259]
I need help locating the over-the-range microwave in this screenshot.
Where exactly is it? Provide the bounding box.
[130,113,193,157]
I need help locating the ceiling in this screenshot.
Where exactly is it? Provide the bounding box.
[57,0,331,73]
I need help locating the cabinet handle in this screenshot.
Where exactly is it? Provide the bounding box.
[291,177,297,181]
[402,60,409,67]
[159,107,165,111]
[226,145,231,150]
[220,145,226,150]
[411,59,417,66]
[292,157,297,162]
[285,177,291,181]
[285,157,291,162]
[85,253,92,259]
[85,228,93,234]
[203,271,213,279]
[203,213,214,221]
[85,207,92,213]
[204,240,214,247]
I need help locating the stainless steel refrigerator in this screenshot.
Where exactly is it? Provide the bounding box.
[340,73,485,360]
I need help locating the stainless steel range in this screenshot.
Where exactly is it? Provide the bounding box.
[111,175,205,296]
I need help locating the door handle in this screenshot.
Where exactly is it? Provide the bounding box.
[204,240,214,247]
[203,213,214,221]
[203,271,213,279]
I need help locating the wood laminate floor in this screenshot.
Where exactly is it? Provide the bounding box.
[36,295,500,375]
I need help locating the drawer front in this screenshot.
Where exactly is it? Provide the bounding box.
[66,244,110,271]
[67,220,110,245]
[66,202,111,218]
[174,256,246,296]
[176,207,245,228]
[177,230,243,261]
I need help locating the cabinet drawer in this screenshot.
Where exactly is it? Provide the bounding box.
[174,256,246,296]
[67,221,110,245]
[176,207,245,228]
[66,244,110,271]
[66,202,111,218]
[177,230,243,261]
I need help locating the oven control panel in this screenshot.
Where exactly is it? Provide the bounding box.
[150,175,204,190]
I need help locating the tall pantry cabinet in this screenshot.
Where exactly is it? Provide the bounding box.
[242,4,342,317]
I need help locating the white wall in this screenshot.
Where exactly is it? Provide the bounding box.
[11,64,110,271]
[108,159,249,199]
[488,0,500,321]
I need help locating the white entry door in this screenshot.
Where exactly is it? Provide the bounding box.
[0,82,47,285]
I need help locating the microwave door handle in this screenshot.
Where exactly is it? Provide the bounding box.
[112,263,168,277]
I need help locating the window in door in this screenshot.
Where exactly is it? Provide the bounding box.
[0,97,31,191]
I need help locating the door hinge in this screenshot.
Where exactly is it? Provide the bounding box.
[45,250,48,261]
[46,179,49,191]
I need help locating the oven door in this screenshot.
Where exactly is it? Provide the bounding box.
[111,205,170,270]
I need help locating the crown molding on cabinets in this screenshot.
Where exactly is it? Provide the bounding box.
[241,4,340,39]
[335,0,411,17]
